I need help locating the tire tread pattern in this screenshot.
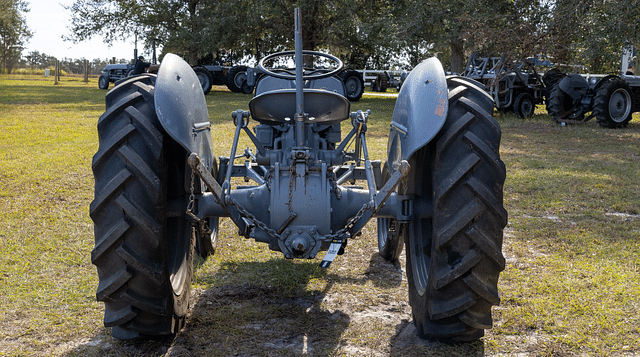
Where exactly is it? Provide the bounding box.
[90,74,187,339]
[408,76,506,342]
[594,78,633,128]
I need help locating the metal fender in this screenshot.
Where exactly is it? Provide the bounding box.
[558,74,588,102]
[387,57,448,171]
[154,53,215,170]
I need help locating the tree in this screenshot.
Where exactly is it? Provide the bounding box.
[66,0,398,68]
[543,0,640,74]
[0,0,31,74]
[66,0,208,64]
[393,0,554,73]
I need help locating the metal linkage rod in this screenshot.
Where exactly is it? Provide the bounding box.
[294,8,306,147]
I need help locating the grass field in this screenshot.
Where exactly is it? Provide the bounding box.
[0,74,639,356]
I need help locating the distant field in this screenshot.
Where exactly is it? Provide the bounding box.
[0,74,639,356]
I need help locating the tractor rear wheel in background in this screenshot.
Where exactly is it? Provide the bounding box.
[90,74,195,339]
[194,67,213,95]
[404,76,507,342]
[513,92,535,118]
[227,65,251,93]
[372,72,390,92]
[547,84,584,123]
[594,77,634,128]
[377,218,404,262]
[98,73,109,90]
[339,69,364,102]
[377,161,404,262]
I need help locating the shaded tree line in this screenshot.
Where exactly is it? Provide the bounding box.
[21,50,130,75]
[15,0,640,74]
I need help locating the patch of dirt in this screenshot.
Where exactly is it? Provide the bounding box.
[61,239,486,357]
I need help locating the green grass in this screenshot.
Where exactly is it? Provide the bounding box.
[0,74,639,356]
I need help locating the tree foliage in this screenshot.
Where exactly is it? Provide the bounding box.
[0,0,31,73]
[547,0,640,73]
[59,0,640,73]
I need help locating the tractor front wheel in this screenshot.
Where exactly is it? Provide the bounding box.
[377,218,404,262]
[90,75,195,339]
[340,69,365,102]
[514,92,535,118]
[404,76,507,342]
[226,65,251,93]
[98,73,109,90]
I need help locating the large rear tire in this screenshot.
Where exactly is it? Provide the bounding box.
[404,76,507,342]
[226,65,250,93]
[547,84,584,123]
[372,72,390,92]
[90,75,194,339]
[594,77,634,128]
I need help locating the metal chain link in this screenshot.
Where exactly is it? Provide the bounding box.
[188,157,371,243]
[325,202,370,240]
[226,196,280,238]
[225,187,371,243]
[185,169,200,222]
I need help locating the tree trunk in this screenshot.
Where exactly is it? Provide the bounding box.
[187,0,199,66]
[450,37,465,74]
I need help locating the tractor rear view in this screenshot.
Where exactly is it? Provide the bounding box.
[547,47,640,127]
[89,9,507,343]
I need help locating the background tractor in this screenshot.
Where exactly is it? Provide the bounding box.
[463,54,551,118]
[90,9,506,342]
[546,47,640,128]
[97,63,134,90]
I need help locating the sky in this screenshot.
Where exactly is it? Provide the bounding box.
[22,0,136,61]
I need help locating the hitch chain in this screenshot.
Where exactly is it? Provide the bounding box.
[226,196,280,239]
[185,170,200,222]
[186,152,373,268]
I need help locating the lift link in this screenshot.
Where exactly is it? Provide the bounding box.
[319,159,410,268]
[187,153,249,237]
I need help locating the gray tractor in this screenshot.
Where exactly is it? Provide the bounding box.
[98,63,135,90]
[90,9,506,342]
[547,47,640,127]
[463,54,548,118]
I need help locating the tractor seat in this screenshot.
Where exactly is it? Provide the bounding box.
[249,88,350,125]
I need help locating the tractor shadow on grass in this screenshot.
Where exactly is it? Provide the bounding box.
[174,259,351,356]
[68,253,484,356]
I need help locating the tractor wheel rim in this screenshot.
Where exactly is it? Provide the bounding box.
[197,74,207,87]
[169,224,191,296]
[408,221,429,296]
[609,88,632,123]
[234,72,247,86]
[345,78,361,96]
[522,99,533,116]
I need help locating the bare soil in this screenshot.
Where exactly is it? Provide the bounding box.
[53,225,489,357]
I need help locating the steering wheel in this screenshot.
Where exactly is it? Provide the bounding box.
[258,50,343,80]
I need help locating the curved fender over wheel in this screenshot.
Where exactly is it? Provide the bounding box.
[557,74,588,102]
[387,57,449,170]
[154,53,215,170]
